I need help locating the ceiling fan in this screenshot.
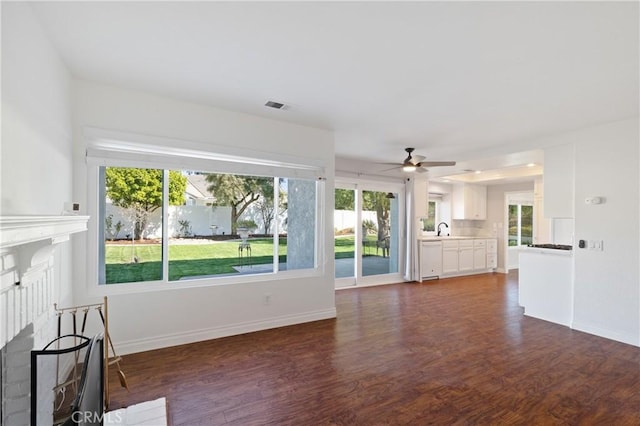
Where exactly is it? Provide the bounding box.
[384,148,456,173]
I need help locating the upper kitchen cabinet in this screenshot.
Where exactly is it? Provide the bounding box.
[544,143,575,218]
[452,183,487,220]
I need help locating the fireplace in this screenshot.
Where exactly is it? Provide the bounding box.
[0,216,89,426]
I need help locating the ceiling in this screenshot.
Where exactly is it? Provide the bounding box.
[30,1,639,183]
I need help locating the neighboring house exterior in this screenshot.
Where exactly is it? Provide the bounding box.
[184,174,215,206]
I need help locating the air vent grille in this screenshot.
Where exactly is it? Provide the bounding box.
[265,100,286,109]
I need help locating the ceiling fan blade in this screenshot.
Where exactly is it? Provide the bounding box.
[419,161,456,167]
[378,165,403,172]
[416,167,429,173]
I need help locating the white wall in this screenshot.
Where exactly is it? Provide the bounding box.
[71,81,336,354]
[570,118,639,345]
[1,3,72,216]
[1,2,76,309]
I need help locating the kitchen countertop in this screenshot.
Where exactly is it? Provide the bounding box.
[520,245,573,256]
[419,236,494,241]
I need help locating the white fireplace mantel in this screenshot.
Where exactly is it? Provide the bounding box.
[1,215,90,350]
[0,215,90,249]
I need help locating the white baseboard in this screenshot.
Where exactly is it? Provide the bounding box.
[571,320,639,347]
[116,308,337,355]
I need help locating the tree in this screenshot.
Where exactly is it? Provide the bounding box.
[335,188,391,241]
[255,180,287,234]
[363,191,392,242]
[205,173,273,234]
[105,168,186,240]
[335,188,355,210]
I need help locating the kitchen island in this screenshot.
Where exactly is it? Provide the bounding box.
[519,246,573,327]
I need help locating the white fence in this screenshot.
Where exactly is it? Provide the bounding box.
[334,210,379,233]
[104,204,379,239]
[105,204,234,239]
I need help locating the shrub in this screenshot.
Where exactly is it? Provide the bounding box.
[236,219,257,230]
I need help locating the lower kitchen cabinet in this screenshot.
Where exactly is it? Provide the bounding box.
[458,240,474,272]
[486,238,497,268]
[419,238,498,282]
[442,241,460,274]
[473,239,486,269]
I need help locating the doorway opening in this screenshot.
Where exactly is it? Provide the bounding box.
[505,191,533,270]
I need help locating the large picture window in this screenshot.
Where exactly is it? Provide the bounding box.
[98,166,319,285]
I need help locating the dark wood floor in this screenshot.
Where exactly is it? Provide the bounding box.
[108,272,640,425]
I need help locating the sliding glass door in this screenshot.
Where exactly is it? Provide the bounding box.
[506,191,534,270]
[335,181,404,287]
[334,186,356,280]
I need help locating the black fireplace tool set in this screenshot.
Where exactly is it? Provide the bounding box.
[49,296,128,418]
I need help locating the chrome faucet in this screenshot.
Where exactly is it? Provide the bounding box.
[437,222,449,237]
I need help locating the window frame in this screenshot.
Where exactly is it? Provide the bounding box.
[508,202,533,247]
[85,131,326,296]
[421,195,442,236]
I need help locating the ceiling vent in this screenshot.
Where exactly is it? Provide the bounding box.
[265,100,286,110]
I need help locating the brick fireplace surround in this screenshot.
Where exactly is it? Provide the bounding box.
[0,216,88,426]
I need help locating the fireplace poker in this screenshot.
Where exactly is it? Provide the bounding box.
[71,309,79,394]
[54,310,66,410]
[80,307,89,335]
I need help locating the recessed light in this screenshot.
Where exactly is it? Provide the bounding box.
[474,170,481,174]
[265,100,286,110]
[527,163,536,167]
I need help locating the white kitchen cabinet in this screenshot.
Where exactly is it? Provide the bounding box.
[486,238,497,269]
[473,239,486,269]
[543,143,574,218]
[421,238,496,278]
[420,241,442,278]
[458,240,474,272]
[452,184,487,220]
[486,253,497,269]
[442,240,459,274]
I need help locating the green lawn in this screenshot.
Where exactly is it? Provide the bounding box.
[105,235,370,284]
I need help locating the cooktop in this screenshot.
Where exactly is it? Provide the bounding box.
[527,243,573,251]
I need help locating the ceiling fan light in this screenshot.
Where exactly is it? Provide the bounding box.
[402,165,417,172]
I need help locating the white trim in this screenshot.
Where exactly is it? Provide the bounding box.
[338,273,407,288]
[115,307,337,355]
[85,127,326,180]
[332,180,406,287]
[86,162,325,294]
[88,259,324,297]
[571,320,639,347]
[0,216,89,249]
